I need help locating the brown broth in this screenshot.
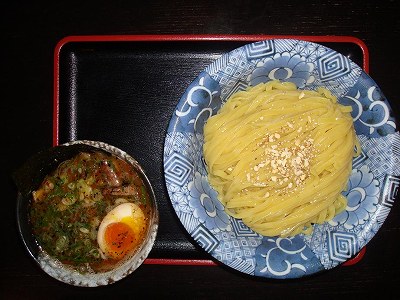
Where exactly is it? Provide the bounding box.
[29,151,152,273]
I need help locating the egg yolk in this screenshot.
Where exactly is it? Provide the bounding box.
[104,222,136,259]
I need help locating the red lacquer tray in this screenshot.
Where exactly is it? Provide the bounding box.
[54,34,368,266]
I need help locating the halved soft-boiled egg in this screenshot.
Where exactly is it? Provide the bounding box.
[97,202,146,260]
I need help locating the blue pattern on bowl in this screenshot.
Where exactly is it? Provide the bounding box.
[164,39,400,279]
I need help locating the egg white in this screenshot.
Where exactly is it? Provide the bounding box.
[97,202,145,259]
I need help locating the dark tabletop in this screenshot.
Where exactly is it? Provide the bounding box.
[2,1,400,299]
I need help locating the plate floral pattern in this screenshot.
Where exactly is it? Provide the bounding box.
[163,39,399,279]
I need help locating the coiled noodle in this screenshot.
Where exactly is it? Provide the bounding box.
[203,80,360,237]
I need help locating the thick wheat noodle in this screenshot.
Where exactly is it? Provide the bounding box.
[203,80,360,237]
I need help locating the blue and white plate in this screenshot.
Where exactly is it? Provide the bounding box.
[163,39,399,279]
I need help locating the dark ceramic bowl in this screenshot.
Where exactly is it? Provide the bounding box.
[14,140,159,287]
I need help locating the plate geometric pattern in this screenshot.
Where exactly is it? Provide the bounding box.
[164,39,399,279]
